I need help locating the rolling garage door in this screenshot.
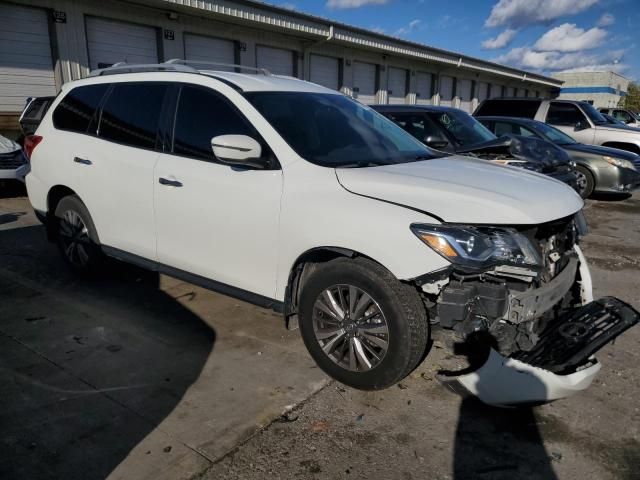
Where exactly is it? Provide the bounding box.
[0,4,56,113]
[309,54,339,90]
[477,82,490,103]
[415,72,433,105]
[489,84,503,98]
[505,86,515,97]
[257,46,294,76]
[457,78,473,112]
[184,33,235,70]
[387,67,407,104]
[353,62,377,105]
[517,88,526,97]
[86,17,159,70]
[439,75,454,107]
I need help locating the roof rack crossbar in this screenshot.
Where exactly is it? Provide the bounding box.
[165,59,271,76]
[88,62,198,77]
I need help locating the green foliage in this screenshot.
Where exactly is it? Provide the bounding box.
[620,82,640,112]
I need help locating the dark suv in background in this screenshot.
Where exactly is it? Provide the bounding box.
[372,104,579,194]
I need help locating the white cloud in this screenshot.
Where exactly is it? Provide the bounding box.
[326,0,389,9]
[280,2,296,10]
[394,19,421,36]
[485,0,599,28]
[493,46,625,72]
[482,28,518,49]
[596,12,615,27]
[534,23,607,52]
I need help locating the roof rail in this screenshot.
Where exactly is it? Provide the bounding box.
[88,62,198,77]
[165,59,271,76]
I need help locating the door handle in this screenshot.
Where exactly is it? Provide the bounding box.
[73,156,92,165]
[158,177,183,187]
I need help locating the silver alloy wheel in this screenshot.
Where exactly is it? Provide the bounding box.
[575,170,588,196]
[59,209,91,267]
[312,284,390,372]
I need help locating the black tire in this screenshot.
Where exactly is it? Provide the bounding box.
[54,195,103,275]
[298,257,429,390]
[575,166,595,199]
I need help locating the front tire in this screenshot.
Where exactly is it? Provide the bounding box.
[575,166,594,199]
[54,195,103,275]
[298,257,429,390]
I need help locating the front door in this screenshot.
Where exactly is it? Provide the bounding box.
[154,84,283,298]
[545,102,596,144]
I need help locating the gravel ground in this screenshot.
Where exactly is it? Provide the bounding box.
[201,193,640,480]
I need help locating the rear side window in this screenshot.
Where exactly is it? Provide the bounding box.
[52,85,109,133]
[546,102,585,126]
[99,83,167,149]
[474,99,540,118]
[172,85,255,161]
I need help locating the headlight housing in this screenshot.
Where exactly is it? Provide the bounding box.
[604,156,635,170]
[411,224,541,268]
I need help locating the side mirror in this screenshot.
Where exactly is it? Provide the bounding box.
[574,120,590,131]
[211,135,267,169]
[424,135,450,150]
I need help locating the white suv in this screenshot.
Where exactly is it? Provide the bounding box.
[24,62,638,406]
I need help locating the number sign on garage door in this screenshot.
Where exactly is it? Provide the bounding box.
[257,46,294,76]
[439,76,454,107]
[86,17,159,70]
[184,34,235,70]
[0,4,56,113]
[457,78,473,112]
[387,67,407,104]
[353,62,377,105]
[310,55,340,90]
[415,72,433,105]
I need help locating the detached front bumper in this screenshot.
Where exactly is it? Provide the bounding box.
[454,297,639,407]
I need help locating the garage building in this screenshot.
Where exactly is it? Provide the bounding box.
[0,0,562,133]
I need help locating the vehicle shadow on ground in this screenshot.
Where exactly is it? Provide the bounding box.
[446,339,557,480]
[0,225,216,480]
[0,181,27,199]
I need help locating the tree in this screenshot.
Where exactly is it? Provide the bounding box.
[620,82,640,112]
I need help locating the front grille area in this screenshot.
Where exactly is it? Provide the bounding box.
[527,215,578,283]
[0,152,26,170]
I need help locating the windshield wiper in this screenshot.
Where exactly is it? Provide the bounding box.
[336,160,393,168]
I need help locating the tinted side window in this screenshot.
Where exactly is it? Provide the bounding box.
[99,83,167,149]
[474,100,540,118]
[173,86,255,161]
[53,85,109,133]
[613,110,631,122]
[547,103,585,126]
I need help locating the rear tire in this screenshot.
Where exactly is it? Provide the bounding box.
[298,257,429,390]
[54,195,103,275]
[575,166,594,199]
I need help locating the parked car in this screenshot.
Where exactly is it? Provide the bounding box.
[598,108,640,128]
[477,116,640,198]
[371,105,579,194]
[601,113,627,126]
[23,62,639,406]
[474,98,640,154]
[0,134,28,184]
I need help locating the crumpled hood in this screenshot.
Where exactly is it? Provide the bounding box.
[336,156,583,225]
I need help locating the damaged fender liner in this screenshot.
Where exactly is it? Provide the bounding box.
[512,297,639,374]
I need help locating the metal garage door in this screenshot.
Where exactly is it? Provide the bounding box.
[505,86,515,97]
[184,33,235,70]
[0,4,56,113]
[310,54,339,90]
[457,78,473,112]
[86,17,159,70]
[415,72,433,105]
[439,75,454,107]
[490,84,503,98]
[517,88,526,97]
[257,46,294,76]
[353,62,377,105]
[477,82,490,103]
[387,67,407,104]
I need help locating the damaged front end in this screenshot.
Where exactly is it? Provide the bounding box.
[413,213,639,406]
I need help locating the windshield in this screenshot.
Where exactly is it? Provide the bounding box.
[425,110,495,146]
[534,122,577,145]
[581,103,608,125]
[245,92,442,167]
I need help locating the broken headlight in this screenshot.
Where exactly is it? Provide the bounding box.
[411,224,541,268]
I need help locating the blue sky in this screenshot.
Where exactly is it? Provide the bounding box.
[270,0,640,80]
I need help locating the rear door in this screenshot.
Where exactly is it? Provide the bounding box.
[544,102,595,144]
[154,84,282,297]
[352,62,377,105]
